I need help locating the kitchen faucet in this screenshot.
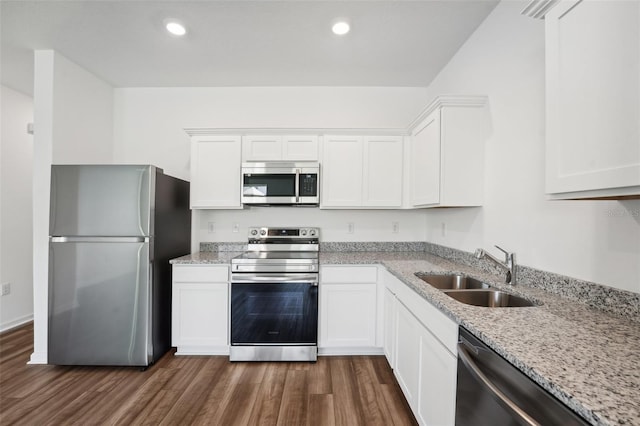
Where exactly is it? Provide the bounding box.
[475,245,517,285]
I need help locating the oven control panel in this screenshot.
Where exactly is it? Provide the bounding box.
[248,227,319,239]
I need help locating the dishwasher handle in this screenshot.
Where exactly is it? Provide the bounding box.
[457,341,541,426]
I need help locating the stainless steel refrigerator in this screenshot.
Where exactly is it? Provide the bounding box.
[48,165,191,366]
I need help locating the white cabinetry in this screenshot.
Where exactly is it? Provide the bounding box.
[384,270,458,426]
[242,135,319,161]
[321,135,403,208]
[319,265,381,354]
[190,135,242,209]
[394,301,422,408]
[409,96,486,207]
[172,264,229,355]
[544,0,640,199]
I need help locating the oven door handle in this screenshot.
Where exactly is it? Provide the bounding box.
[457,341,540,426]
[232,275,319,285]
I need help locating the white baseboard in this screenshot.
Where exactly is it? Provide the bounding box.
[28,351,47,364]
[0,314,33,333]
[174,346,230,356]
[319,347,384,356]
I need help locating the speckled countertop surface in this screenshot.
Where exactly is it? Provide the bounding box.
[171,250,640,426]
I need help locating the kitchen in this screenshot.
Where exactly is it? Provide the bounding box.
[1,0,639,425]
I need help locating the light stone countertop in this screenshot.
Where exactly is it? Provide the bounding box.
[171,250,640,426]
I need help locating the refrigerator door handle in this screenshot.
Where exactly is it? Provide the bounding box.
[50,236,150,243]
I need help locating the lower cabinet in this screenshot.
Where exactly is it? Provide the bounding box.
[417,322,457,426]
[171,264,229,355]
[384,270,458,426]
[394,301,422,408]
[319,265,381,354]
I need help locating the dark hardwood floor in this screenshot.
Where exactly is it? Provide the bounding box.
[0,323,417,425]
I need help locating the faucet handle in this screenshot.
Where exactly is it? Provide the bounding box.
[495,245,515,264]
[494,245,509,255]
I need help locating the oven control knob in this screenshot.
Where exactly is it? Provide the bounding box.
[250,229,258,236]
[301,229,307,236]
[309,229,316,236]
[260,229,267,236]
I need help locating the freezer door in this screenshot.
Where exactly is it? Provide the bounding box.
[50,165,153,237]
[48,240,151,366]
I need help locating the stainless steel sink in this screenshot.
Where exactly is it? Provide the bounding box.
[442,289,537,307]
[415,273,491,290]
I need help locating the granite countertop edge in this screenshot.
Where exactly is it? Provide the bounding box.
[170,250,639,426]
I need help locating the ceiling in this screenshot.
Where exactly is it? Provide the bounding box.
[1,1,499,96]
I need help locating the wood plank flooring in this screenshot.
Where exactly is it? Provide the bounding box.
[0,323,417,425]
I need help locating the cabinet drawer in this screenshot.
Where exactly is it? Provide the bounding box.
[320,265,378,283]
[173,265,229,282]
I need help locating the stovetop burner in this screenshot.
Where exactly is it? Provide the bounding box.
[231,227,320,273]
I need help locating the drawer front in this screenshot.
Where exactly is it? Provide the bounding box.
[320,265,378,283]
[173,265,229,283]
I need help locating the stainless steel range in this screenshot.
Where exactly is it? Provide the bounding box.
[230,227,319,362]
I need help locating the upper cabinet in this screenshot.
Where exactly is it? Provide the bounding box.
[321,135,403,208]
[190,135,242,209]
[409,96,487,208]
[543,0,640,199]
[242,135,319,161]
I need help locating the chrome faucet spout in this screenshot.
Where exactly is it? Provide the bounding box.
[475,245,517,285]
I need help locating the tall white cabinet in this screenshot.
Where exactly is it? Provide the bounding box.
[409,96,487,208]
[543,0,640,199]
[189,135,242,209]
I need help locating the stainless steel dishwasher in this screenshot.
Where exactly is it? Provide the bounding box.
[456,327,590,426]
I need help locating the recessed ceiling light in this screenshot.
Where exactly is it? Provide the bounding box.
[165,19,187,36]
[332,20,350,36]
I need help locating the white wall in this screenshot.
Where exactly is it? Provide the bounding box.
[31,50,115,363]
[421,1,640,293]
[0,85,34,331]
[113,86,431,244]
[198,208,427,243]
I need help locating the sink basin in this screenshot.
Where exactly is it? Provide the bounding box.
[415,273,491,290]
[442,290,537,307]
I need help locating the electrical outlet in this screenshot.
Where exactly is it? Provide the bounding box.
[232,223,240,233]
[207,222,215,233]
[1,282,10,296]
[392,222,399,234]
[347,223,354,234]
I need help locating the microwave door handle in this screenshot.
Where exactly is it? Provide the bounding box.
[295,168,300,203]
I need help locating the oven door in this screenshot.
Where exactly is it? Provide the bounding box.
[230,274,318,346]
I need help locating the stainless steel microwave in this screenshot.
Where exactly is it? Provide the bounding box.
[241,162,320,206]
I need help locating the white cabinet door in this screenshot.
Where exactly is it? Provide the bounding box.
[242,135,282,161]
[321,135,364,207]
[282,135,319,161]
[418,327,457,426]
[383,286,397,367]
[319,283,377,348]
[545,0,640,199]
[410,96,486,208]
[172,283,228,354]
[411,110,441,206]
[172,265,229,355]
[242,135,319,161]
[319,265,379,353]
[363,136,403,207]
[394,301,421,411]
[321,135,403,208]
[190,135,242,209]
